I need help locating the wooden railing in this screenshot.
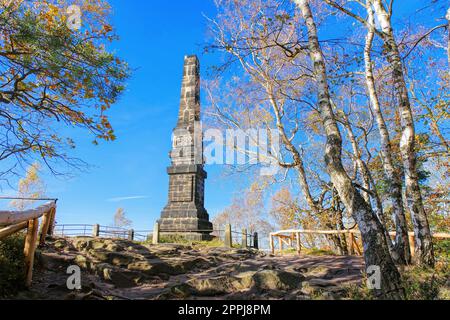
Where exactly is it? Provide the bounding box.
[269,229,450,256]
[0,202,57,287]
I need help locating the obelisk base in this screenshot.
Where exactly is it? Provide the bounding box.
[157,217,213,241]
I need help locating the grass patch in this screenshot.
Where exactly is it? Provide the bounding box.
[434,239,450,263]
[302,247,337,256]
[342,284,375,300]
[192,238,225,248]
[0,233,26,298]
[402,264,449,300]
[147,235,226,248]
[342,263,449,300]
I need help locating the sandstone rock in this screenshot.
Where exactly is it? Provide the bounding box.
[238,270,305,291]
[127,260,175,275]
[174,269,305,297]
[74,254,92,270]
[185,275,244,296]
[88,250,136,266]
[24,237,363,300]
[37,252,75,270]
[100,266,143,288]
[307,278,338,287]
[53,239,71,250]
[147,244,184,255]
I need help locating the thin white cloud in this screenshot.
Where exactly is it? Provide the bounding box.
[107,195,149,202]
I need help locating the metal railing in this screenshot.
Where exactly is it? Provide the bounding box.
[53,223,258,249]
[54,224,93,237]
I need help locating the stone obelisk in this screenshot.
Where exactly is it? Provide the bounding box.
[158,55,213,241]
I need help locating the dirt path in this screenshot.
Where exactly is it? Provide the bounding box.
[17,237,365,300]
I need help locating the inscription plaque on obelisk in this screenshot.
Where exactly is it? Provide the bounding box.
[158,55,213,240]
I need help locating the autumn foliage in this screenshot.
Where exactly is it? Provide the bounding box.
[0,0,129,177]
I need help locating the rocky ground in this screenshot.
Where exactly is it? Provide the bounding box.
[15,237,365,300]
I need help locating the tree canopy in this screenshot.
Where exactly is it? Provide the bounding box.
[0,0,130,183]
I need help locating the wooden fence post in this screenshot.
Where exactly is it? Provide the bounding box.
[347,231,354,255]
[24,218,39,287]
[242,229,248,248]
[409,234,415,258]
[92,224,100,237]
[253,232,258,249]
[270,234,274,254]
[38,208,53,245]
[152,223,160,245]
[128,229,134,241]
[224,224,232,248]
[48,206,56,236]
[351,233,362,255]
[296,232,301,255]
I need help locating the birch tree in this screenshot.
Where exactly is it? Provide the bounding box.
[323,0,435,266]
[293,0,403,298]
[207,0,407,297]
[370,0,434,267]
[362,0,410,264]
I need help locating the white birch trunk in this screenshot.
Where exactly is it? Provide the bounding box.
[363,1,411,265]
[372,0,434,266]
[295,0,404,299]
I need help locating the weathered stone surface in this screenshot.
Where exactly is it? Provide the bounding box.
[166,269,305,298]
[29,237,365,300]
[88,250,136,267]
[101,266,143,288]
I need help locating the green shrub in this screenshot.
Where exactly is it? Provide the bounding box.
[343,264,449,300]
[434,239,450,262]
[154,235,225,248]
[0,233,26,298]
[303,247,336,256]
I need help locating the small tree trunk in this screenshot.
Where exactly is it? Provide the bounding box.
[372,0,434,266]
[296,0,404,299]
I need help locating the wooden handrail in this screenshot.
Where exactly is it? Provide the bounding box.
[271,229,450,238]
[269,229,450,255]
[0,202,56,226]
[0,202,57,287]
[0,221,28,239]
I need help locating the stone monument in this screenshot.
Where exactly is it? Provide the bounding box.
[158,55,213,240]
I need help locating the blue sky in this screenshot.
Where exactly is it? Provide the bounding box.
[1,0,445,231]
[2,1,247,230]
